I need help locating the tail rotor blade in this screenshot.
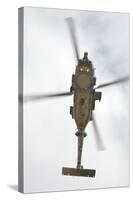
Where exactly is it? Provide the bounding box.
[66,17,80,62]
[20,91,72,103]
[95,76,129,89]
[92,113,105,151]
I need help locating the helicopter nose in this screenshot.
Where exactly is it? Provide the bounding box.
[84,52,88,57]
[83,52,88,59]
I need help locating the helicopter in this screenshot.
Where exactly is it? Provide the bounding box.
[22,18,129,178]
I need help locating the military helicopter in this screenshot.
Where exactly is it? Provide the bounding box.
[23,18,129,178]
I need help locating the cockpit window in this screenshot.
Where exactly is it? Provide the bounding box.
[79,66,90,72]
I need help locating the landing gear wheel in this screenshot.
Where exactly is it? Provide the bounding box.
[70,86,73,93]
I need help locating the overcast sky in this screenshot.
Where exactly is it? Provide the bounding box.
[23,7,129,193]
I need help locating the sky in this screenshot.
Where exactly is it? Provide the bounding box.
[22,7,129,193]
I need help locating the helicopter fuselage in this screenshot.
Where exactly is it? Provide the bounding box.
[67,52,102,170]
[70,52,101,134]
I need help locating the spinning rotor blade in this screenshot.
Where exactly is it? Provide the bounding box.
[66,17,80,62]
[92,113,105,151]
[95,76,129,89]
[20,91,72,103]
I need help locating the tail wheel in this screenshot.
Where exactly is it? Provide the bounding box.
[75,132,87,137]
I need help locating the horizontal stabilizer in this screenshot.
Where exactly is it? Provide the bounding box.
[62,167,96,177]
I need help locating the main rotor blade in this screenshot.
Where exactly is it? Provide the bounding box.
[20,91,72,103]
[95,76,129,89]
[66,17,80,62]
[92,113,105,151]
